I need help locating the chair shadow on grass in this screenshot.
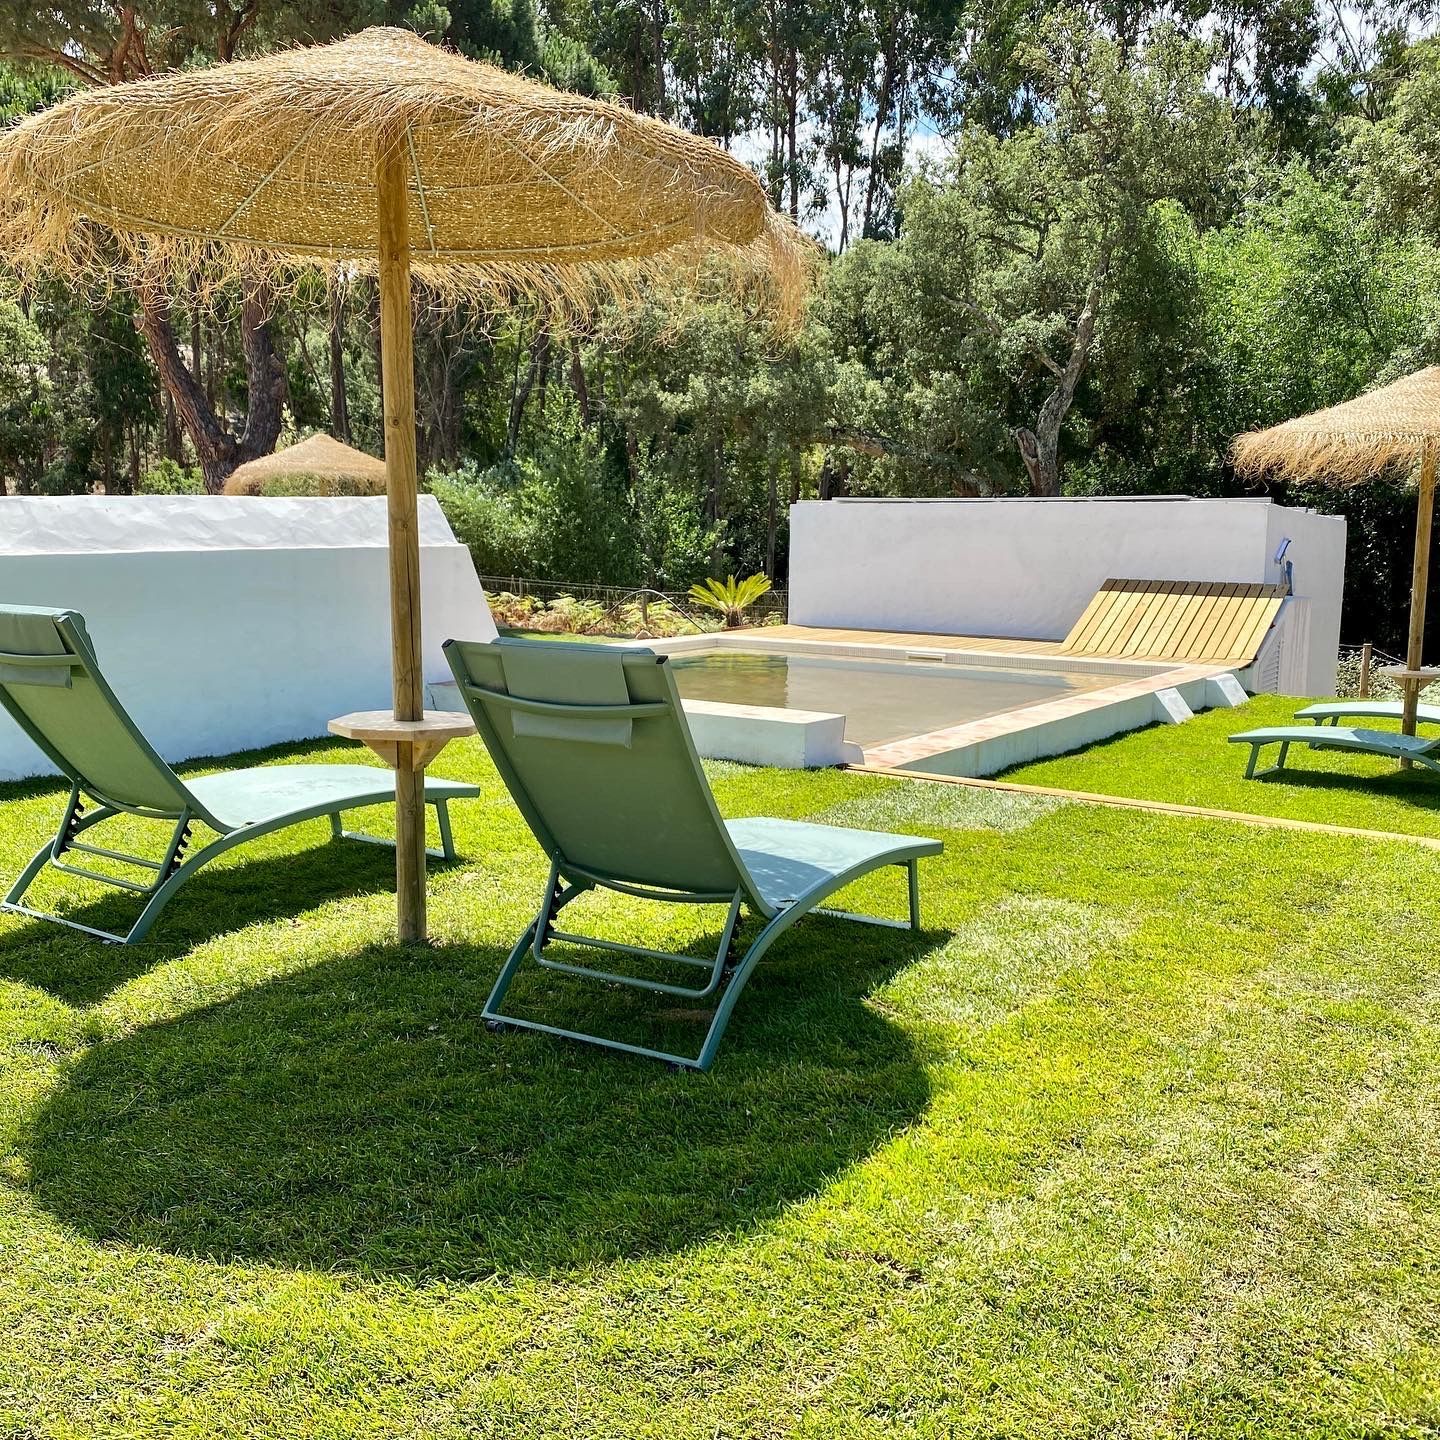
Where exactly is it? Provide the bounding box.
[1246,762,1440,808]
[23,919,936,1280]
[0,832,406,1008]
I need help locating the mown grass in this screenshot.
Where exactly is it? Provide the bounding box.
[1001,692,1440,838]
[0,732,1437,1437]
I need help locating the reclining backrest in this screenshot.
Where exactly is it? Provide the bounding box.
[0,606,193,816]
[445,637,760,903]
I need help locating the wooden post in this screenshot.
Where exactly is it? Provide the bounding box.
[1402,442,1437,749]
[376,127,427,943]
[1358,641,1372,698]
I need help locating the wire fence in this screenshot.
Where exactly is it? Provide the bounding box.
[1339,641,1404,668]
[1334,640,1435,699]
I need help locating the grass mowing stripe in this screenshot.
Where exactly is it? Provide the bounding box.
[0,734,1437,1436]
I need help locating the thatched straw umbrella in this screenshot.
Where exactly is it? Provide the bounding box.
[1232,366,1440,742]
[0,26,807,943]
[223,433,389,495]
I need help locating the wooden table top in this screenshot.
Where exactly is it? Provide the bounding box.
[329,710,476,770]
[329,709,476,744]
[1377,666,1440,684]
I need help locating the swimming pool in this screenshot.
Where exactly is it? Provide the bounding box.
[669,651,1134,748]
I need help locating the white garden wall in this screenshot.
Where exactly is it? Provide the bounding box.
[788,497,1346,695]
[0,495,496,781]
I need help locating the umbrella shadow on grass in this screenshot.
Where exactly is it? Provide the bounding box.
[0,836,408,1008]
[23,920,935,1279]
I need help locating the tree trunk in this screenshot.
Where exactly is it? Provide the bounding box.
[506,321,549,458]
[163,391,182,464]
[127,426,141,494]
[136,281,287,493]
[371,280,384,420]
[651,0,667,115]
[189,307,202,385]
[329,288,351,443]
[235,288,287,464]
[1011,248,1111,498]
[707,439,725,571]
[765,460,779,577]
[569,337,591,425]
[861,44,896,239]
[786,58,800,220]
[204,314,220,413]
[100,427,115,493]
[535,336,551,418]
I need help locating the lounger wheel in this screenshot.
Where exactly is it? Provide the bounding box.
[485,1018,510,1033]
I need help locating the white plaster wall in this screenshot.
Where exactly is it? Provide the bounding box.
[788,497,1346,695]
[789,498,1280,638]
[1264,504,1347,695]
[0,496,497,781]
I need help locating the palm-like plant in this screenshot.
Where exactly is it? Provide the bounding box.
[687,573,773,629]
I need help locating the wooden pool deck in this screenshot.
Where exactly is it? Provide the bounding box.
[753,624,1067,657]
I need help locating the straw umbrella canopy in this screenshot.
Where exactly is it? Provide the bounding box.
[223,433,389,495]
[1231,366,1440,741]
[0,26,808,943]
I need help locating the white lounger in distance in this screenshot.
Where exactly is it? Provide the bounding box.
[1295,700,1440,728]
[1229,724,1440,778]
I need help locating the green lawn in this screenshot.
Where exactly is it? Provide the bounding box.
[1,734,1438,1436]
[1002,692,1440,838]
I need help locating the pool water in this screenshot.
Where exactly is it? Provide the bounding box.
[669,650,1127,747]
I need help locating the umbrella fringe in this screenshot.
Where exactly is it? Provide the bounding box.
[1230,366,1440,486]
[0,27,815,329]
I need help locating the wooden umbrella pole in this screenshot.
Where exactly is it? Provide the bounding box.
[376,126,427,943]
[1402,440,1438,748]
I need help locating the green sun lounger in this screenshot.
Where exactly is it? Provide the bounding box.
[1229,723,1440,778]
[444,636,943,1070]
[0,606,479,944]
[1294,700,1440,728]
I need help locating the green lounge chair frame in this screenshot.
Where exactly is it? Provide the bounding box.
[444,636,942,1071]
[0,606,479,944]
[1295,700,1440,728]
[1229,724,1440,778]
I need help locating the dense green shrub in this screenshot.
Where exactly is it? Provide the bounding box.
[139,460,204,495]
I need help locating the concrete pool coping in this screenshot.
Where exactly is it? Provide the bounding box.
[627,625,1182,678]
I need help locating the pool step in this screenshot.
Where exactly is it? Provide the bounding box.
[425,677,862,769]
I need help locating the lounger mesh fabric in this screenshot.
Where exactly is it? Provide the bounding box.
[445,635,942,1070]
[0,605,478,943]
[0,607,192,814]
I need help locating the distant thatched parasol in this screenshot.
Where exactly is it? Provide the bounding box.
[223,433,388,496]
[1232,366,1440,741]
[0,26,809,943]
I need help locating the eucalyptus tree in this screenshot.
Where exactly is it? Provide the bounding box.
[1347,38,1440,235]
[0,290,51,492]
[668,0,760,141]
[921,17,1237,494]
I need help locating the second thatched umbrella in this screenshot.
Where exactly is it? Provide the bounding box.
[223,433,389,496]
[1232,366,1440,742]
[0,26,806,943]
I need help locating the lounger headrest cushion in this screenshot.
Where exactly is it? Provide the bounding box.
[501,641,643,748]
[0,606,78,689]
